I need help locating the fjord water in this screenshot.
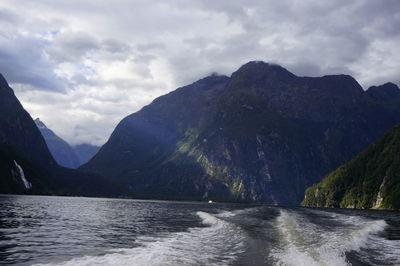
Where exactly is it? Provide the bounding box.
[0,195,399,266]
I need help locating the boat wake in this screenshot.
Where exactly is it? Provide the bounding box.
[32,206,399,266]
[34,211,245,266]
[271,209,391,266]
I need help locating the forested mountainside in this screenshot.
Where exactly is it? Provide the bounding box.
[82,61,400,204]
[302,125,400,210]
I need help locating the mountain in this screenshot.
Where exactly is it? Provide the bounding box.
[81,61,400,204]
[34,118,101,168]
[35,118,81,168]
[72,144,100,165]
[0,73,113,196]
[0,73,57,194]
[82,74,231,199]
[366,82,400,103]
[302,125,400,210]
[0,74,56,169]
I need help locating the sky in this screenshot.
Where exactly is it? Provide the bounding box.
[0,0,399,146]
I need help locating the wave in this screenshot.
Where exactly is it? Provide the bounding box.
[34,211,245,266]
[271,209,388,266]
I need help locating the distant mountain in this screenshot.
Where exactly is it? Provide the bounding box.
[302,125,400,210]
[35,118,80,168]
[0,73,114,196]
[81,61,400,204]
[34,118,101,168]
[73,144,100,165]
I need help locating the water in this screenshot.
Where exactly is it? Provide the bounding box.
[0,195,399,265]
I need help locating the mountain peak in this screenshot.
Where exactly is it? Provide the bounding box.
[34,118,47,129]
[229,61,297,88]
[0,73,9,88]
[382,82,399,89]
[240,61,294,75]
[366,82,400,101]
[35,118,81,168]
[195,73,229,86]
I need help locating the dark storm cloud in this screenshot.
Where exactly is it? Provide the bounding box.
[0,34,66,92]
[0,0,399,144]
[181,0,398,87]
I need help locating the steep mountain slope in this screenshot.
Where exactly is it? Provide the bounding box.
[73,144,100,165]
[35,118,81,168]
[82,74,230,199]
[0,74,56,169]
[0,73,113,196]
[81,62,400,204]
[302,125,400,210]
[83,75,229,176]
[34,118,101,168]
[0,144,48,194]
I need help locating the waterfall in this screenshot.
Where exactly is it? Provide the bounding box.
[13,160,32,190]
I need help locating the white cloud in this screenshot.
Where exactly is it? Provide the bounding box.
[0,0,399,145]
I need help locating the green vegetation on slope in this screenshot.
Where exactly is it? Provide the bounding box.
[302,125,400,210]
[81,61,400,204]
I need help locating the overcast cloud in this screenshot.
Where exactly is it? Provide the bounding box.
[0,0,399,145]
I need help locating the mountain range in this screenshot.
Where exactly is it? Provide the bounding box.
[35,118,99,168]
[81,61,400,205]
[1,61,399,207]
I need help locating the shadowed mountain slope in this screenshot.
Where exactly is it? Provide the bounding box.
[0,73,114,196]
[81,62,400,204]
[35,118,81,168]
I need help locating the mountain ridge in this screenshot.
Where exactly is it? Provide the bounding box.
[81,61,400,204]
[35,118,81,168]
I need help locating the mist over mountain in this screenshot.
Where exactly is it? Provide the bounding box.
[2,1,400,264]
[2,61,399,205]
[81,61,400,204]
[34,118,100,168]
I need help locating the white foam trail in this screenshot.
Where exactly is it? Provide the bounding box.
[34,211,245,266]
[272,210,388,266]
[213,206,263,218]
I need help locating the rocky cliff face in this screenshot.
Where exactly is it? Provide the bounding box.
[81,62,400,204]
[302,125,400,210]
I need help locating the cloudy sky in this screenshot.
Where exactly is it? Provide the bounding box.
[0,0,399,146]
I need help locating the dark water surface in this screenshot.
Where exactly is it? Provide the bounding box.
[0,195,399,265]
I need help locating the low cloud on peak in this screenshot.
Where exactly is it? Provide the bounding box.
[0,0,399,145]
